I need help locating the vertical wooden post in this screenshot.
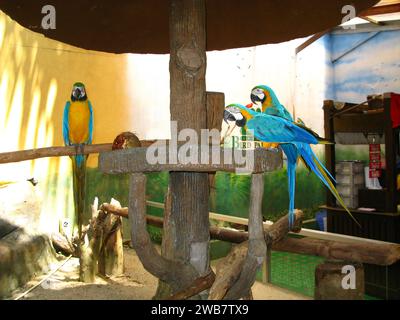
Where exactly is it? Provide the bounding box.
[323,100,336,208]
[383,93,397,213]
[262,245,272,284]
[157,0,209,297]
[206,92,225,211]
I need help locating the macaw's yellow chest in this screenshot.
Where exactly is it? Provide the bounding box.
[68,101,91,144]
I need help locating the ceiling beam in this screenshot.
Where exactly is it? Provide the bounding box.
[295,29,331,54]
[360,16,386,25]
[360,3,400,16]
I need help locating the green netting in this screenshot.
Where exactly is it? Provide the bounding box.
[270,251,323,297]
[253,250,380,300]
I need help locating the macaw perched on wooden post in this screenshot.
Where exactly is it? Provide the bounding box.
[223,103,358,228]
[62,82,94,239]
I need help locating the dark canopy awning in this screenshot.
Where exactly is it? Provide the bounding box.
[0,0,378,54]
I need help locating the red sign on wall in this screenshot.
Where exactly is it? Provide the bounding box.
[369,144,381,178]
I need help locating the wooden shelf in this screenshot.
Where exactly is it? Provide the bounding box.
[319,205,400,217]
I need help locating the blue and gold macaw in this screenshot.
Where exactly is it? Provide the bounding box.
[223,103,357,228]
[62,82,94,237]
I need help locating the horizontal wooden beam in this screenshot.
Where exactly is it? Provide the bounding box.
[99,145,282,174]
[273,237,400,266]
[102,203,400,266]
[0,144,112,164]
[148,200,399,246]
[295,29,331,54]
[0,140,156,164]
[360,3,400,16]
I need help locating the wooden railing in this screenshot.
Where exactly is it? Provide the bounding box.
[146,200,400,285]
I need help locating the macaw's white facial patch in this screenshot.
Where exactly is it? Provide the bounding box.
[226,106,244,121]
[252,88,265,101]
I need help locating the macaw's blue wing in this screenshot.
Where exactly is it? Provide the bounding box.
[264,104,294,122]
[62,101,71,146]
[87,100,94,145]
[247,114,319,145]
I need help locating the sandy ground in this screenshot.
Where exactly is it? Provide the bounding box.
[10,247,310,300]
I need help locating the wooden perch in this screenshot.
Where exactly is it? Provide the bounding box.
[99,146,282,174]
[100,202,400,267]
[166,272,216,300]
[265,209,303,244]
[273,237,400,267]
[128,173,198,290]
[209,242,248,300]
[100,202,163,228]
[0,144,112,164]
[0,140,155,164]
[223,173,266,300]
[209,210,303,300]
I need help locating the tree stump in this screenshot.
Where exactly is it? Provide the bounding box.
[315,260,365,300]
[98,199,124,277]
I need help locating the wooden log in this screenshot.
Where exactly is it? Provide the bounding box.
[128,173,198,290]
[0,141,155,164]
[315,260,365,300]
[157,0,211,299]
[273,237,400,266]
[50,233,75,256]
[98,199,124,276]
[209,242,248,300]
[265,209,303,244]
[101,203,400,266]
[79,198,106,282]
[224,173,266,300]
[166,272,216,300]
[99,146,282,174]
[100,202,163,228]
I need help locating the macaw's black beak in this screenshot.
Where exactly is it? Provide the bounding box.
[74,88,82,98]
[250,93,262,104]
[235,117,247,128]
[223,110,236,124]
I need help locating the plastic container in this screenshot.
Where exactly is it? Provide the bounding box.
[316,210,327,231]
[336,160,364,175]
[336,173,365,185]
[337,184,364,197]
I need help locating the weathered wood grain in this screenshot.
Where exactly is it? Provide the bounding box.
[99,146,282,174]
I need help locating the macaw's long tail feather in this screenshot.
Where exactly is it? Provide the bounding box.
[299,155,311,173]
[72,154,87,238]
[287,161,296,229]
[281,144,298,229]
[298,144,360,227]
[317,138,334,145]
